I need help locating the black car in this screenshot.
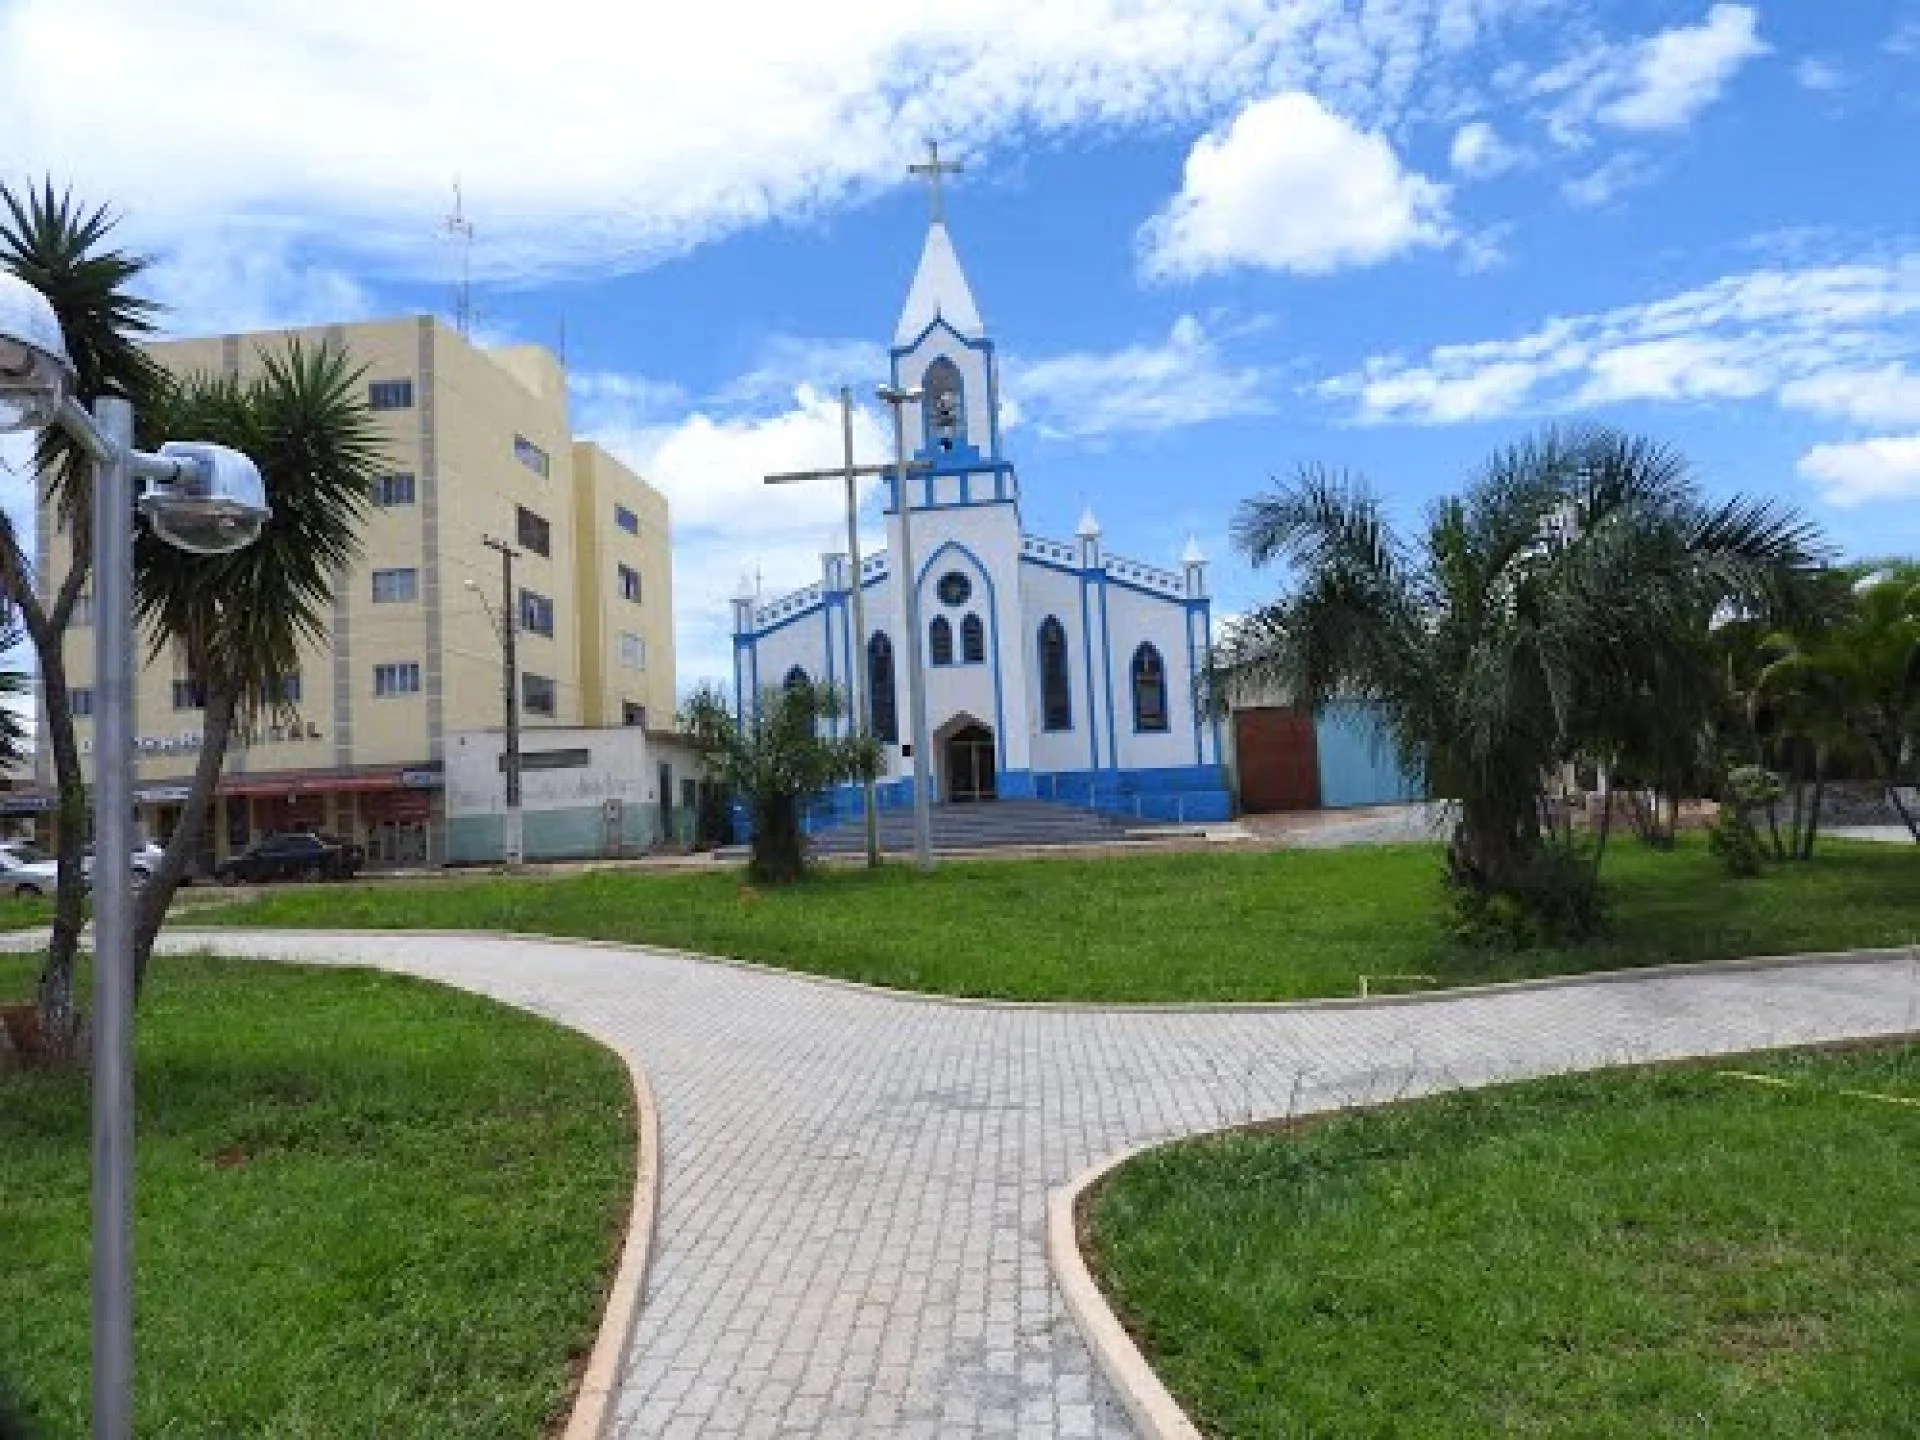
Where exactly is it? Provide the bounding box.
[214,831,366,885]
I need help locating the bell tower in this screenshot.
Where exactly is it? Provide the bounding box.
[888,142,1011,495]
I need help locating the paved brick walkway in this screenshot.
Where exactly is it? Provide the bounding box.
[160,933,1918,1438]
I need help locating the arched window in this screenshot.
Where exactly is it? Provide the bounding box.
[783,664,810,693]
[960,612,985,664]
[929,616,954,666]
[1131,644,1169,732]
[923,357,965,453]
[867,632,898,743]
[1038,618,1072,732]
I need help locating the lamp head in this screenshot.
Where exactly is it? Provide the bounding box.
[141,442,271,555]
[0,270,76,434]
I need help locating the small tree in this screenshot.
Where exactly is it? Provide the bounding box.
[0,184,166,1059]
[682,679,878,884]
[129,342,381,989]
[1213,425,1824,937]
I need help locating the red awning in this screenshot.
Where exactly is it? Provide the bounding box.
[218,772,405,798]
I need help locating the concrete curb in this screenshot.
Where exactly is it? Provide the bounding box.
[563,1047,663,1440]
[152,925,1920,1016]
[1046,1146,1205,1440]
[1049,1024,1920,1440]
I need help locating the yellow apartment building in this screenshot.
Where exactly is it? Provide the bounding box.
[25,315,676,868]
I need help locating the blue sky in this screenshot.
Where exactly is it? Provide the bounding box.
[6,0,1920,691]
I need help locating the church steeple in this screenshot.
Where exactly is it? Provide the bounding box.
[895,221,984,346]
[896,142,984,345]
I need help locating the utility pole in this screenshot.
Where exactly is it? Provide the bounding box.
[764,393,930,868]
[876,384,933,872]
[482,535,523,868]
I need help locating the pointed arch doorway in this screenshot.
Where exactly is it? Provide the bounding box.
[937,716,997,803]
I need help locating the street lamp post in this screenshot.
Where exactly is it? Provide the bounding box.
[875,384,933,872]
[1,269,271,1440]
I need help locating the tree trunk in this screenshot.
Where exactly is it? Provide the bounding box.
[132,686,237,996]
[1799,751,1827,861]
[750,793,806,886]
[1449,798,1541,895]
[26,612,91,1062]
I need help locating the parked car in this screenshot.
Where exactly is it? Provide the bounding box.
[0,844,63,899]
[214,832,366,885]
[80,841,175,888]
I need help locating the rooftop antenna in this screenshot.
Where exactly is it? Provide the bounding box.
[445,180,476,339]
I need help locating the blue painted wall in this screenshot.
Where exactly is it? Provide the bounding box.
[1313,701,1424,809]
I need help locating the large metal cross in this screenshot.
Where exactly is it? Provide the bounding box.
[765,398,931,868]
[908,139,964,224]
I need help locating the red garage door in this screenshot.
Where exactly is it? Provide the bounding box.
[1234,707,1321,812]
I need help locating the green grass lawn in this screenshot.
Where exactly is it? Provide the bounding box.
[1085,1040,1920,1438]
[0,896,56,931]
[0,952,634,1439]
[189,839,1920,1002]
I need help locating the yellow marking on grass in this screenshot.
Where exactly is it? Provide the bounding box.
[1716,1070,1920,1108]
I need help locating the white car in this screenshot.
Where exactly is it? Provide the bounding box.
[80,841,173,888]
[0,843,63,899]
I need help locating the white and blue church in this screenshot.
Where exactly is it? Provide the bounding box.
[730,207,1231,825]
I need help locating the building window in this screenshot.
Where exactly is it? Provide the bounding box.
[1039,618,1072,732]
[929,615,953,667]
[522,672,556,716]
[172,678,207,711]
[615,504,639,535]
[514,434,550,478]
[371,568,418,604]
[619,565,642,603]
[70,687,95,718]
[374,662,421,697]
[960,612,985,665]
[868,632,898,743]
[619,631,646,670]
[372,472,416,507]
[1132,643,1169,733]
[368,379,414,411]
[622,701,647,727]
[515,506,551,557]
[937,570,971,607]
[278,673,302,705]
[783,665,810,692]
[518,588,555,638]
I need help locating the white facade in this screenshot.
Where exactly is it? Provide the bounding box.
[731,220,1229,823]
[445,726,707,861]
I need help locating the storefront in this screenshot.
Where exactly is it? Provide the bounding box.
[4,766,446,872]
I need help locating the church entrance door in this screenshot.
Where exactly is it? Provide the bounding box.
[944,724,997,803]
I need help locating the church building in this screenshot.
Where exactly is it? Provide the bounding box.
[730,192,1230,825]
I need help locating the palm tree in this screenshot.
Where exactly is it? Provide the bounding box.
[0,183,166,1057]
[682,679,879,884]
[1213,426,1825,928]
[1754,561,1920,847]
[129,341,382,986]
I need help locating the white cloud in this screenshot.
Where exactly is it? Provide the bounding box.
[144,228,378,338]
[1449,120,1521,177]
[1798,437,1920,507]
[0,0,1541,287]
[1320,254,1920,424]
[1140,92,1452,280]
[1887,20,1920,58]
[1562,152,1656,208]
[1006,316,1270,440]
[1778,364,1920,427]
[1601,3,1768,130]
[1532,4,1767,142]
[1793,57,1846,93]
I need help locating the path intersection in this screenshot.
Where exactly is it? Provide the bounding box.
[162,932,1918,1438]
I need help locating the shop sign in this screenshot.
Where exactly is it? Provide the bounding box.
[400,769,444,789]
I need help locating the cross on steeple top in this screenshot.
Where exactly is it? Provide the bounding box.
[908,140,964,224]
